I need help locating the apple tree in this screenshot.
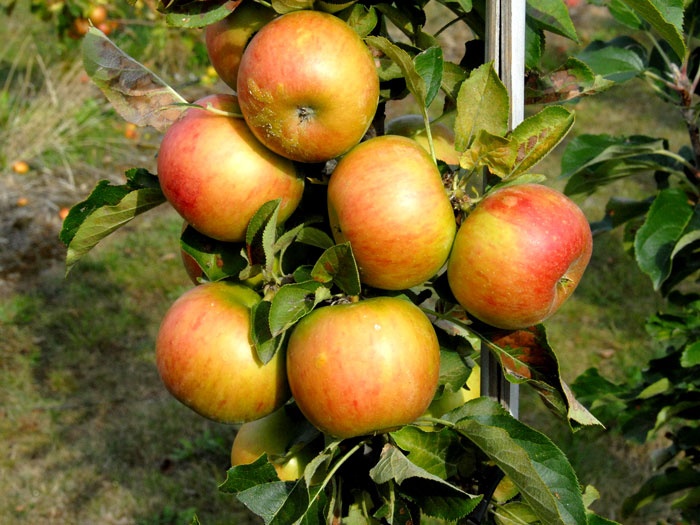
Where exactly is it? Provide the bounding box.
[552,0,700,520]
[58,1,628,523]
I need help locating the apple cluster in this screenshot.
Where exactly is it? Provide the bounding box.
[154,4,592,477]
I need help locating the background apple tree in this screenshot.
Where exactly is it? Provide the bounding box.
[55,0,698,523]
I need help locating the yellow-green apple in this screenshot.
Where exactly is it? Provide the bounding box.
[156,282,289,423]
[422,364,480,420]
[286,297,440,438]
[327,135,456,290]
[230,406,316,481]
[447,184,592,330]
[205,2,276,91]
[385,114,460,165]
[236,10,379,163]
[157,94,304,242]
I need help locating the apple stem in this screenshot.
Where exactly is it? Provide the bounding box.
[421,109,438,165]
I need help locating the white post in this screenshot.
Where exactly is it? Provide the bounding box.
[480,0,525,418]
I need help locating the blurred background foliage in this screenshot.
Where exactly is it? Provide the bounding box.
[0,1,694,523]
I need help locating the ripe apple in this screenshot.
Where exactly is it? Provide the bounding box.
[385,115,460,166]
[12,160,29,174]
[157,94,304,242]
[88,5,108,25]
[447,183,592,330]
[422,364,480,420]
[231,406,316,481]
[327,135,456,290]
[205,2,276,91]
[156,282,290,423]
[237,10,379,163]
[286,297,440,438]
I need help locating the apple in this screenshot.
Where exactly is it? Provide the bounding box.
[385,114,460,166]
[327,135,456,290]
[157,94,304,242]
[236,10,379,163]
[286,297,440,438]
[88,5,108,25]
[447,183,592,330]
[205,2,276,91]
[156,282,290,423]
[423,364,480,420]
[12,160,29,174]
[231,406,316,481]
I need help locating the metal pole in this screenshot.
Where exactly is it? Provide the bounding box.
[480,0,525,418]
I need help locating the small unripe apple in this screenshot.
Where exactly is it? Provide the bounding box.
[156,282,290,423]
[237,10,379,162]
[447,184,592,330]
[157,94,304,242]
[205,2,276,91]
[423,364,480,420]
[287,297,440,438]
[231,406,315,481]
[328,135,456,290]
[385,115,460,165]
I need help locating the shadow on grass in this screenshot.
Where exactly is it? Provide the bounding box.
[0,210,259,524]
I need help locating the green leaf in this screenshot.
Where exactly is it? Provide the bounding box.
[310,243,361,295]
[370,444,481,520]
[637,377,671,398]
[527,0,579,42]
[180,226,247,283]
[671,204,700,259]
[271,0,314,14]
[622,465,700,517]
[236,480,309,524]
[449,398,588,525]
[681,340,700,367]
[438,348,473,393]
[587,512,622,525]
[336,4,378,37]
[390,426,464,479]
[454,62,509,151]
[525,19,545,70]
[269,281,331,336]
[493,502,539,525]
[365,36,427,108]
[81,27,186,132]
[65,187,165,273]
[414,47,444,107]
[620,0,686,59]
[440,61,468,102]
[165,0,242,28]
[589,197,653,235]
[246,199,282,269]
[296,227,334,250]
[219,454,280,493]
[485,325,603,430]
[508,106,575,177]
[459,130,516,178]
[561,134,668,195]
[250,301,285,364]
[635,188,695,290]
[525,58,614,105]
[608,0,644,28]
[577,38,647,83]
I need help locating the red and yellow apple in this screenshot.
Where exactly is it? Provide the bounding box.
[447,184,592,330]
[157,94,304,242]
[327,135,456,290]
[286,297,440,438]
[231,406,316,481]
[156,282,289,423]
[236,10,379,163]
[205,2,276,91]
[385,114,460,165]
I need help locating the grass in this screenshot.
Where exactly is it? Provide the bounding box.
[0,209,259,524]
